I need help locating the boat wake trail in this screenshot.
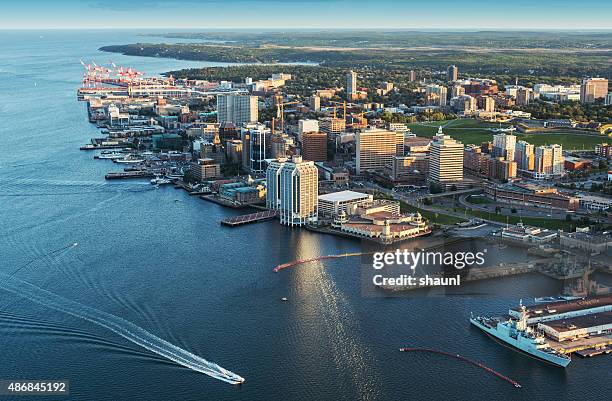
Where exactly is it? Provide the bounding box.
[0,274,245,385]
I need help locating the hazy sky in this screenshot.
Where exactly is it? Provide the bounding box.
[1,0,611,29]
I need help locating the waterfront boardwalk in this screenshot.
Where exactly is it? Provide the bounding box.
[221,210,278,227]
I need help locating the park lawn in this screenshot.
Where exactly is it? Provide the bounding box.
[462,208,575,230]
[400,201,467,225]
[407,123,605,150]
[465,195,494,204]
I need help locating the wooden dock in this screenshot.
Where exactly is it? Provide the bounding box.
[221,210,278,227]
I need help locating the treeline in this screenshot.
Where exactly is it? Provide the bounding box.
[100,43,612,78]
[510,100,612,123]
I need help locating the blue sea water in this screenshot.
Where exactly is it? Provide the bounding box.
[0,30,610,401]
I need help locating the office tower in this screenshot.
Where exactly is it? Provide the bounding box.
[347,70,357,100]
[217,93,258,124]
[355,128,404,175]
[266,156,318,226]
[425,84,448,106]
[408,70,417,82]
[492,133,516,161]
[428,127,464,183]
[240,122,269,173]
[302,132,327,162]
[447,65,458,81]
[515,140,534,171]
[580,78,609,103]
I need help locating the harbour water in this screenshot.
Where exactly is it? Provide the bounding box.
[0,30,610,400]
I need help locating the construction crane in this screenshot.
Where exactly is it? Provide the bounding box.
[275,101,299,133]
[329,101,347,120]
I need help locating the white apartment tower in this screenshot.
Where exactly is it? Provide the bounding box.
[428,127,464,183]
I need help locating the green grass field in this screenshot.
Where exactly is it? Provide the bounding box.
[406,119,606,150]
[399,201,467,225]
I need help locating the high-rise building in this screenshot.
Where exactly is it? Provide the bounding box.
[428,127,464,183]
[447,65,458,81]
[606,93,612,106]
[551,144,564,176]
[309,95,321,111]
[490,157,517,180]
[240,122,269,173]
[477,96,495,112]
[408,70,417,82]
[450,95,476,113]
[217,93,258,124]
[266,156,318,226]
[492,133,516,161]
[347,70,357,100]
[580,78,609,103]
[266,158,285,210]
[425,84,448,106]
[355,128,404,175]
[299,119,319,135]
[302,132,327,162]
[515,87,532,105]
[450,84,465,98]
[515,140,535,171]
[320,117,346,138]
[533,144,564,178]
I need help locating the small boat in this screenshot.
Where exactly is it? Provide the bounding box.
[114,156,145,164]
[150,176,172,185]
[281,297,288,302]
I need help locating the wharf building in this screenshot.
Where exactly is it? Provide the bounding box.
[190,158,221,181]
[266,156,318,227]
[509,295,612,325]
[330,200,431,244]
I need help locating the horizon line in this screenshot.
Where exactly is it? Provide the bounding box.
[2,27,612,31]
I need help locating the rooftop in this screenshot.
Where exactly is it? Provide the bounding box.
[541,311,612,333]
[512,295,612,316]
[318,190,371,203]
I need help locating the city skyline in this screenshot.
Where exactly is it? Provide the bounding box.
[2,0,612,29]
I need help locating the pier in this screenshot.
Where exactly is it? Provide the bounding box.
[221,210,278,227]
[105,171,154,180]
